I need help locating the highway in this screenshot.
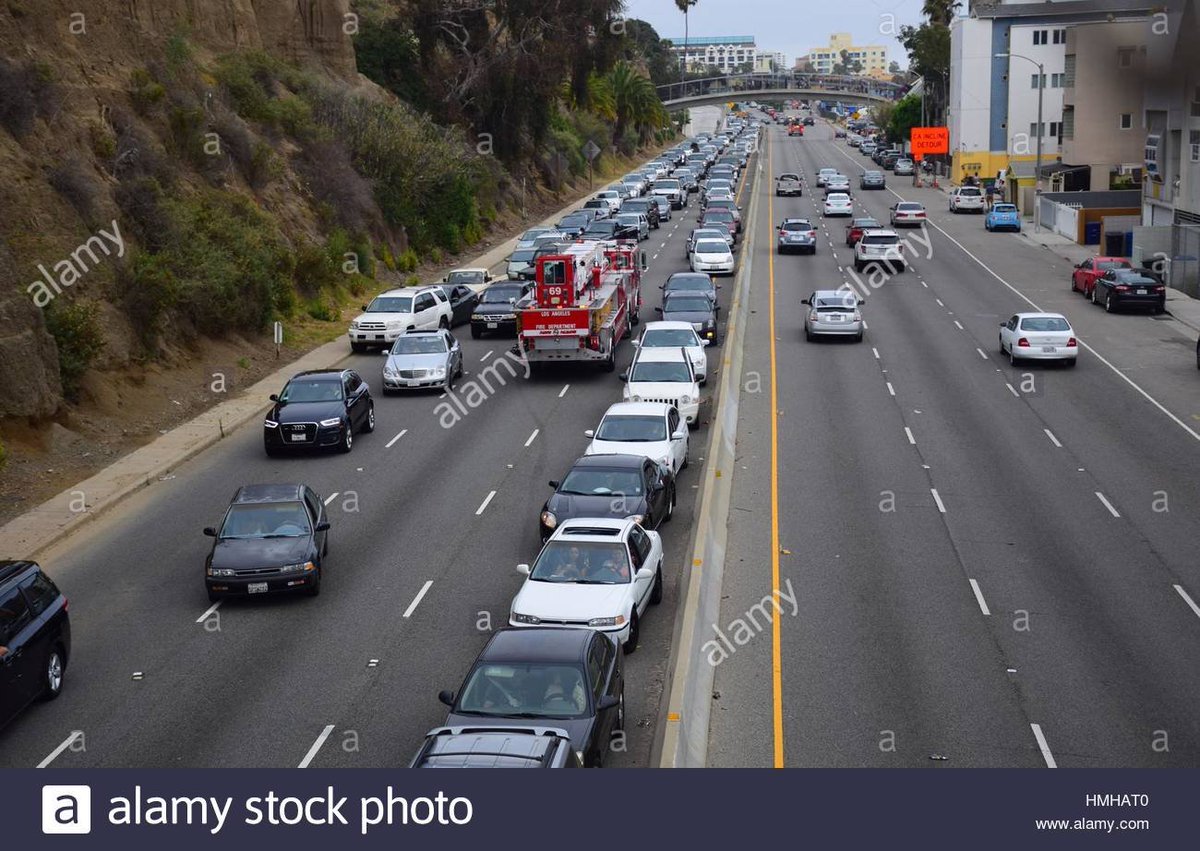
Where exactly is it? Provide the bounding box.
[709,117,1200,768]
[0,111,756,769]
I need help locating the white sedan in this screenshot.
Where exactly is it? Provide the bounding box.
[691,239,736,275]
[998,312,1078,366]
[510,518,664,652]
[823,192,853,217]
[585,401,689,474]
[635,320,708,383]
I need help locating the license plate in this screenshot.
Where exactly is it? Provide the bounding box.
[289,434,307,442]
[406,380,420,387]
[248,582,268,594]
[1042,346,1056,353]
[1136,289,1147,295]
[829,315,843,321]
[487,322,498,329]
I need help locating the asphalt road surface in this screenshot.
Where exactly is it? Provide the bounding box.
[708,116,1200,768]
[0,126,759,769]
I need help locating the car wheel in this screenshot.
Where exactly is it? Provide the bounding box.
[339,424,353,454]
[41,645,65,701]
[306,570,322,597]
[1065,358,1077,368]
[439,317,449,330]
[470,325,482,339]
[1105,293,1115,313]
[1091,287,1099,305]
[351,342,367,354]
[804,326,812,341]
[265,445,279,458]
[444,370,454,392]
[855,330,864,343]
[624,611,640,654]
[363,403,376,433]
[998,335,1006,356]
[615,686,626,731]
[1071,276,1078,292]
[1009,348,1020,366]
[207,589,221,604]
[665,486,676,521]
[650,567,664,605]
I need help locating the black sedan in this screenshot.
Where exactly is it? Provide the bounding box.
[1092,268,1166,313]
[662,271,719,302]
[438,627,624,767]
[540,454,675,543]
[657,292,719,344]
[264,369,374,455]
[471,281,533,338]
[583,219,639,241]
[203,483,330,601]
[437,284,479,326]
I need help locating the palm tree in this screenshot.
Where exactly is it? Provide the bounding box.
[675,0,699,86]
[608,61,667,144]
[921,0,960,27]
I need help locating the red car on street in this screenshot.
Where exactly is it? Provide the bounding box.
[788,124,804,137]
[846,217,882,247]
[1071,256,1131,297]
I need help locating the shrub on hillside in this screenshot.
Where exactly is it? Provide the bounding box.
[0,58,58,138]
[44,300,105,401]
[48,157,101,226]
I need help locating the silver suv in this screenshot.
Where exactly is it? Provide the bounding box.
[802,289,865,342]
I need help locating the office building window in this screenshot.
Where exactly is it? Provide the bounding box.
[1117,48,1134,68]
[1051,73,1065,87]
[1030,122,1040,138]
[1049,121,1061,138]
[1031,73,1041,89]
[1191,131,1200,163]
[1033,29,1048,45]
[1120,114,1132,129]
[1052,29,1066,44]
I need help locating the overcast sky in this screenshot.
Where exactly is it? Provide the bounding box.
[622,0,933,67]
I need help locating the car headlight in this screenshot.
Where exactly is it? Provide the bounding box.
[588,615,627,627]
[540,510,557,529]
[280,561,315,574]
[628,394,642,402]
[680,395,692,405]
[319,417,343,428]
[512,612,542,625]
[383,367,398,378]
[432,366,447,378]
[263,419,278,428]
[626,514,645,525]
[207,568,236,577]
[349,321,360,330]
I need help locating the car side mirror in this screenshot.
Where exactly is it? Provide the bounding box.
[801,297,810,305]
[517,563,531,576]
[549,480,560,489]
[999,322,1007,328]
[619,371,629,381]
[672,428,688,441]
[701,339,711,347]
[438,690,456,707]
[362,305,369,312]
[858,299,866,306]
[269,394,279,402]
[584,429,595,438]
[635,567,655,581]
[203,527,217,537]
[316,520,331,532]
[654,307,663,313]
[596,695,620,711]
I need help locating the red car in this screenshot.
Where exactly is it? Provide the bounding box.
[788,124,804,137]
[846,217,881,247]
[1071,256,1131,297]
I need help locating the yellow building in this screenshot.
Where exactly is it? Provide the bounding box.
[808,33,888,77]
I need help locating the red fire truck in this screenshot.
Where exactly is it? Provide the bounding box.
[516,239,646,372]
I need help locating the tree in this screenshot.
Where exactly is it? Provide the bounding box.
[607,60,667,144]
[888,60,902,74]
[921,0,961,27]
[888,94,922,142]
[898,0,954,126]
[675,1,700,84]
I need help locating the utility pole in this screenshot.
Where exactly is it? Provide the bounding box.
[996,52,1045,233]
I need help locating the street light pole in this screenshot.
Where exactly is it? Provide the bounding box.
[995,52,1044,233]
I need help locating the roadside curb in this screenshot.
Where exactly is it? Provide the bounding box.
[655,123,760,769]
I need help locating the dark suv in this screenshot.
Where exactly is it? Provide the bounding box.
[410,726,582,768]
[1,560,71,729]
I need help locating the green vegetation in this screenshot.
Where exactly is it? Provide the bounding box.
[43,300,105,401]
[0,435,7,472]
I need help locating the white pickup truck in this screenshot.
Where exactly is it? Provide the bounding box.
[775,173,802,197]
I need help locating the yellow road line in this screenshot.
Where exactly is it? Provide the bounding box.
[767,130,784,768]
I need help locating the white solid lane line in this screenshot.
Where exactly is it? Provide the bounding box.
[921,280,928,288]
[976,348,988,360]
[403,580,434,618]
[968,578,991,615]
[386,429,408,449]
[323,492,339,505]
[936,298,944,307]
[1031,723,1057,768]
[1095,491,1121,518]
[38,731,84,768]
[525,428,540,448]
[886,382,896,396]
[904,427,916,445]
[1044,428,1062,448]
[195,601,221,624]
[558,384,570,398]
[298,725,336,769]
[480,350,494,362]
[931,488,946,514]
[476,490,497,515]
[954,320,964,330]
[1174,584,1200,620]
[872,347,881,360]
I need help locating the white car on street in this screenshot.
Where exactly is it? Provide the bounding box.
[348,286,453,352]
[816,167,839,187]
[622,346,701,425]
[998,312,1078,366]
[584,402,689,474]
[595,190,623,214]
[949,185,986,213]
[823,192,854,217]
[635,320,708,384]
[691,239,736,275]
[510,518,664,651]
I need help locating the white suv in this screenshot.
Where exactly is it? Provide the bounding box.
[621,346,700,426]
[635,320,708,384]
[853,229,906,272]
[348,286,453,352]
[949,185,986,213]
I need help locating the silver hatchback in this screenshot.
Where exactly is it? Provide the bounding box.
[802,290,865,342]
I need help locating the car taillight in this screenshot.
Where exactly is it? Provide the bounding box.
[1154,286,1165,292]
[1115,285,1128,292]
[1066,337,1077,348]
[807,231,816,237]
[1017,337,1030,348]
[62,597,69,612]
[809,311,819,322]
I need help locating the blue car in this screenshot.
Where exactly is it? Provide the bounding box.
[985,203,1021,232]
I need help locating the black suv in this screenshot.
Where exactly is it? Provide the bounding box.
[621,198,661,229]
[264,370,374,455]
[204,484,331,601]
[410,726,582,768]
[1,560,70,729]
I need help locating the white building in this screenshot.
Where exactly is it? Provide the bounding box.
[666,36,758,74]
[755,51,788,73]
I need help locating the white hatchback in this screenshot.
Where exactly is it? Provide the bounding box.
[622,346,701,425]
[823,193,854,217]
[691,239,736,275]
[635,320,708,383]
[998,313,1078,366]
[584,401,689,474]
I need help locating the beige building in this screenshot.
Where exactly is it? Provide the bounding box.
[808,33,887,76]
[1060,22,1147,190]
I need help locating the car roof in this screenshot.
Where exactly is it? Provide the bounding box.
[375,286,439,296]
[448,267,488,274]
[635,345,691,362]
[289,369,345,381]
[861,228,899,237]
[601,401,674,418]
[0,560,39,585]
[1014,312,1069,320]
[481,627,595,664]
[415,727,571,767]
[233,483,305,503]
[782,217,812,224]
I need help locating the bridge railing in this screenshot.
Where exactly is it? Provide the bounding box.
[656,73,905,105]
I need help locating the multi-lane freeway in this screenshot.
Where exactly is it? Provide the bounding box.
[709,117,1200,768]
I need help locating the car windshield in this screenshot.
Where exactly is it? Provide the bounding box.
[1020,317,1071,332]
[854,219,880,228]
[596,415,668,442]
[280,378,343,403]
[694,230,726,242]
[814,294,858,309]
[782,221,812,231]
[365,296,413,313]
[705,211,733,223]
[519,228,551,242]
[657,180,681,189]
[530,541,633,585]
[643,328,700,347]
[864,172,882,178]
[558,469,644,497]
[220,502,311,539]
[1112,270,1155,283]
[631,360,692,382]
[898,204,923,211]
[959,188,982,197]
[446,271,484,286]
[827,194,850,203]
[666,275,713,291]
[456,662,590,717]
[392,336,447,354]
[617,215,640,225]
[559,215,588,227]
[695,241,729,255]
[993,204,1018,213]
[482,286,522,304]
[665,294,713,313]
[511,248,536,263]
[862,235,899,245]
[779,174,799,181]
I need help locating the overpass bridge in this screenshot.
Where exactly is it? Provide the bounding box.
[658,73,904,110]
